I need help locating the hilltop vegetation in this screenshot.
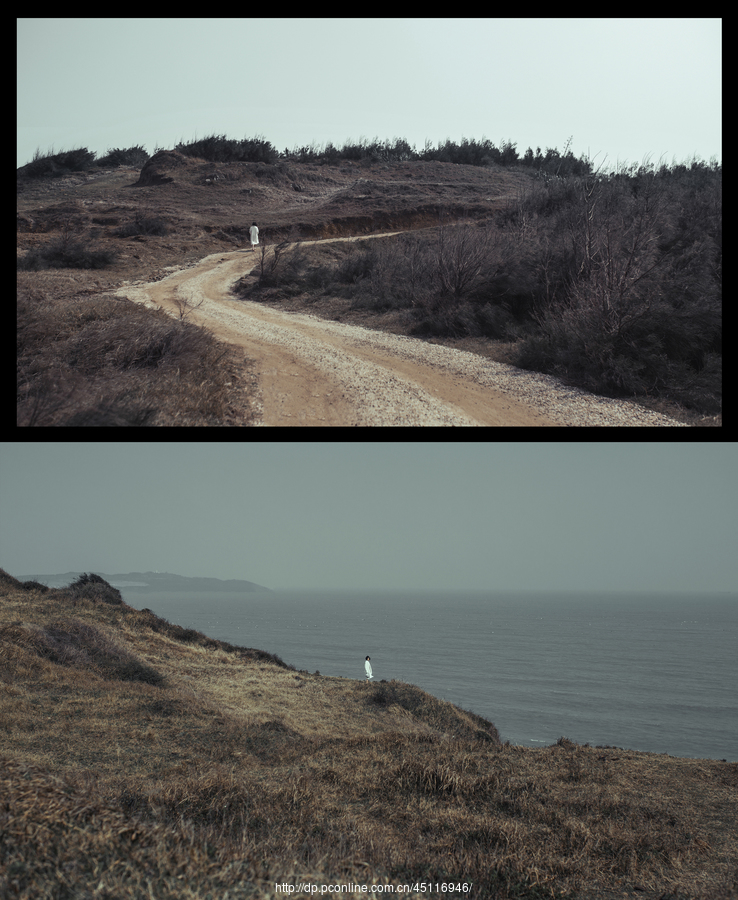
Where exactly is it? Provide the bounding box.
[2,569,736,899]
[19,145,150,179]
[18,134,593,179]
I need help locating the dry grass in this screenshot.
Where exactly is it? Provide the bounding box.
[16,275,259,426]
[1,568,736,899]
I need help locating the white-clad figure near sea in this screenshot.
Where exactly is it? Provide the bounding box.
[249,222,259,251]
[365,655,373,683]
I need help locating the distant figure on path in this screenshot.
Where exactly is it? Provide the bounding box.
[365,655,373,683]
[249,222,259,251]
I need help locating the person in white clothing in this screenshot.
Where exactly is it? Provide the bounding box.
[249,222,259,251]
[365,655,373,683]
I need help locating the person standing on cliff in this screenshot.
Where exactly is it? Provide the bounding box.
[249,222,259,251]
[365,655,373,683]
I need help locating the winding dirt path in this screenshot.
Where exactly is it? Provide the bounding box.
[116,233,558,426]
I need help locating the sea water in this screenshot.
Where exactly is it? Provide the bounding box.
[121,589,738,761]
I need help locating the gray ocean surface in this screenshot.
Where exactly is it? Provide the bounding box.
[121,589,738,761]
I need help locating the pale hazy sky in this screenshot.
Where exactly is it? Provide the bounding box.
[17,18,721,171]
[1,443,735,594]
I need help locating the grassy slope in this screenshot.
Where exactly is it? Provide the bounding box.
[1,570,735,899]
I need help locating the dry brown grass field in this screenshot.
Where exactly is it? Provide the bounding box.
[1,570,735,899]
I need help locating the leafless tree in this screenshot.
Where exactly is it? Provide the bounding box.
[565,168,667,338]
[173,290,205,322]
[434,223,497,301]
[257,239,291,286]
[398,234,430,307]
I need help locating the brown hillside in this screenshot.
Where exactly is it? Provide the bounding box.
[16,154,537,427]
[17,152,717,426]
[1,569,736,899]
[17,155,527,285]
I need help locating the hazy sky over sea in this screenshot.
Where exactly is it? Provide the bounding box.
[1,443,735,594]
[17,18,721,170]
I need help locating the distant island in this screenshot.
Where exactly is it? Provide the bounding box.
[17,571,271,593]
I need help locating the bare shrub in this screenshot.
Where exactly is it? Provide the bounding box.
[17,237,117,270]
[113,208,169,237]
[434,223,497,300]
[255,239,291,286]
[172,291,205,322]
[516,164,721,407]
[68,573,123,605]
[20,146,96,178]
[95,145,149,168]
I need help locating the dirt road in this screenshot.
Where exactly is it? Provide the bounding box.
[114,235,684,427]
[115,232,558,426]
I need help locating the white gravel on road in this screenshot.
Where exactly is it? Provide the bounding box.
[199,299,687,427]
[340,327,687,427]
